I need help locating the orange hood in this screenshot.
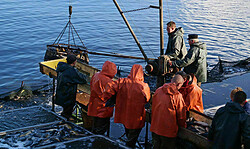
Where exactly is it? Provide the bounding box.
[128,64,144,81]
[100,61,117,78]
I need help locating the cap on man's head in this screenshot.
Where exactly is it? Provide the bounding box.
[67,54,77,64]
[188,34,198,40]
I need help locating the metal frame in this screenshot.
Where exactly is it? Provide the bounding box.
[0,106,66,134]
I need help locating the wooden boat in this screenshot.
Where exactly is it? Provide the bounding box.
[39,59,213,148]
[39,2,214,148]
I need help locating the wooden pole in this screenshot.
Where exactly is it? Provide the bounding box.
[113,0,149,63]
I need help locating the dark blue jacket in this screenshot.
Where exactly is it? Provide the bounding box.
[55,62,87,107]
[208,102,250,149]
[243,102,250,114]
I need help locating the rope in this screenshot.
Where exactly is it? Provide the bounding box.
[165,0,171,20]
[117,0,157,59]
[68,21,71,47]
[164,0,172,50]
[53,21,69,45]
[70,24,76,46]
[52,7,88,51]
[122,6,151,13]
[71,23,88,50]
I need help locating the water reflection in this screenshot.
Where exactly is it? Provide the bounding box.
[0,0,249,94]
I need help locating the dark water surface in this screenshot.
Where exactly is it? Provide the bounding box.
[0,0,249,99]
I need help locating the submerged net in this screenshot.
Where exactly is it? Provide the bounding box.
[207,57,250,82]
[0,83,52,100]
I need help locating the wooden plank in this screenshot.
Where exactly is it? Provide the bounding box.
[178,110,212,148]
[78,84,91,94]
[76,92,90,106]
[39,63,57,78]
[178,127,211,149]
[39,58,98,93]
[189,109,213,126]
[75,61,99,77]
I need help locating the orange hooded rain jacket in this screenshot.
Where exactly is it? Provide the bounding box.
[103,64,151,129]
[150,83,186,138]
[87,61,117,118]
[179,75,204,113]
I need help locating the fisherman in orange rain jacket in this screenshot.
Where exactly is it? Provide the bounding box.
[177,71,204,113]
[150,75,186,149]
[103,64,151,148]
[87,61,117,135]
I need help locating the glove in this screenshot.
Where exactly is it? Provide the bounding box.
[105,94,116,107]
[159,55,170,61]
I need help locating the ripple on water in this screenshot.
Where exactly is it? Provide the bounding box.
[0,0,249,94]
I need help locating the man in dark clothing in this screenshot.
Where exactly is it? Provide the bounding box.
[208,91,250,149]
[169,34,207,87]
[165,21,187,61]
[230,87,250,114]
[55,54,87,120]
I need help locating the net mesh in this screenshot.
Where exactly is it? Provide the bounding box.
[208,57,250,82]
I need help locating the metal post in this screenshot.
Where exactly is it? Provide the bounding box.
[157,0,165,88]
[52,78,56,112]
[68,6,72,49]
[107,121,110,137]
[159,0,164,55]
[156,56,166,88]
[113,0,149,63]
[145,121,149,148]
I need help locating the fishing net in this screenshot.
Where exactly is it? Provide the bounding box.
[0,83,52,100]
[207,57,250,82]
